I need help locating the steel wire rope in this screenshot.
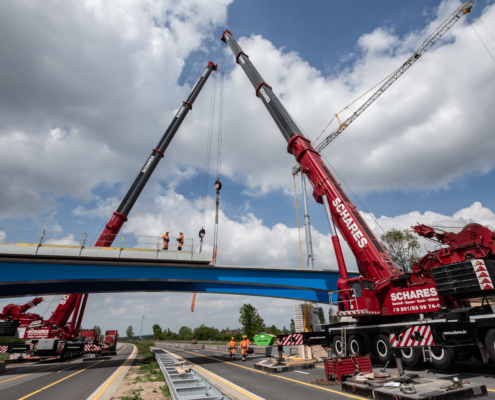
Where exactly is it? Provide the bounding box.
[312,65,402,145]
[320,153,386,234]
[468,19,495,63]
[199,69,218,231]
[212,44,226,263]
[292,175,305,270]
[479,17,495,43]
[41,295,59,318]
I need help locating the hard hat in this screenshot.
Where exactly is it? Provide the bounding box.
[231,337,234,340]
[166,231,169,233]
[180,231,183,234]
[243,335,247,338]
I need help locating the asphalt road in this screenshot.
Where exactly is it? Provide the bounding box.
[0,343,133,400]
[157,344,495,400]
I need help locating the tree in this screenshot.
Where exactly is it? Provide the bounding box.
[282,326,289,335]
[178,326,192,340]
[380,228,421,272]
[93,325,101,338]
[153,327,162,340]
[239,304,264,339]
[328,307,338,323]
[266,325,281,336]
[126,325,134,339]
[290,319,295,334]
[317,307,326,324]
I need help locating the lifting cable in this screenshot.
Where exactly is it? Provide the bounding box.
[212,44,226,265]
[293,175,313,331]
[198,65,219,254]
[192,46,225,312]
[468,19,495,64]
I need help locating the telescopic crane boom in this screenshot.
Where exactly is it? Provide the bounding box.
[221,30,443,318]
[13,62,217,352]
[292,1,475,175]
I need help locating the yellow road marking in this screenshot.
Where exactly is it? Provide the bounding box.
[488,389,495,392]
[90,344,136,400]
[0,361,71,384]
[158,345,366,399]
[194,364,260,400]
[17,359,105,400]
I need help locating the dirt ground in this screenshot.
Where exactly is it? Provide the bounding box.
[111,357,170,400]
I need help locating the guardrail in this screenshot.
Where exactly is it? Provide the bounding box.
[150,346,230,400]
[0,227,193,253]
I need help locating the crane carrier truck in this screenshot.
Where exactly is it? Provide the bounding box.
[0,61,217,361]
[221,28,495,370]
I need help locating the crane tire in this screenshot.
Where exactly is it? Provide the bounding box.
[348,335,364,356]
[484,329,495,362]
[373,334,393,365]
[401,347,422,367]
[430,347,456,370]
[331,336,345,357]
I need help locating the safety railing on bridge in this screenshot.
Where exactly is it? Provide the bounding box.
[0,227,193,252]
[149,346,230,400]
[0,227,214,263]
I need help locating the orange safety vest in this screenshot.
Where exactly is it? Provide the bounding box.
[240,339,250,349]
[228,340,236,350]
[162,234,169,248]
[178,234,184,248]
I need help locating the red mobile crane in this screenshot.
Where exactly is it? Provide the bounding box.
[1,61,217,361]
[221,30,495,369]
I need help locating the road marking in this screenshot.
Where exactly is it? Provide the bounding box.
[194,364,265,400]
[17,359,105,400]
[295,371,309,374]
[158,345,267,375]
[158,345,366,400]
[0,361,70,384]
[57,366,73,373]
[88,344,136,400]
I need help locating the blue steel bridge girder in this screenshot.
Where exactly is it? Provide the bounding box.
[0,258,351,303]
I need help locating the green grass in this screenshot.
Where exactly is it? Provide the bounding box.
[0,354,8,362]
[122,387,143,400]
[0,337,24,345]
[160,385,170,397]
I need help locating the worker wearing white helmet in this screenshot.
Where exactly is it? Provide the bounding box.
[161,231,170,250]
[177,231,184,251]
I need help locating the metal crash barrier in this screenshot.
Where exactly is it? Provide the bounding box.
[149,346,231,400]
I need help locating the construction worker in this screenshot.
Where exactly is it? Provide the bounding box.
[177,231,184,251]
[240,335,250,361]
[337,275,349,311]
[228,337,237,359]
[161,231,169,250]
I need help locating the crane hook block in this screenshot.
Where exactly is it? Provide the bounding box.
[214,180,222,191]
[199,228,205,238]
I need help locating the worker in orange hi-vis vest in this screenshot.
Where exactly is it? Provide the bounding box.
[177,231,184,251]
[228,337,237,359]
[161,231,169,250]
[240,335,250,361]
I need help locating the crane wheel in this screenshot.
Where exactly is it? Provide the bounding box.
[401,347,422,367]
[484,329,495,362]
[331,336,345,357]
[430,347,456,370]
[348,335,364,356]
[373,334,393,365]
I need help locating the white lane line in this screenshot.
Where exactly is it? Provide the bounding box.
[57,366,73,373]
[294,371,309,374]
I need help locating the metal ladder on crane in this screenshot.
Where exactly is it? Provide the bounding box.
[422,346,432,362]
[341,327,347,357]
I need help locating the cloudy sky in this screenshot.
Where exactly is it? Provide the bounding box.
[1,0,495,335]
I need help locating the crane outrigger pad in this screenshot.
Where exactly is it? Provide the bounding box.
[342,377,487,400]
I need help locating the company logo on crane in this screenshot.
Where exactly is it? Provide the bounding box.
[142,156,155,173]
[259,87,271,103]
[332,198,367,248]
